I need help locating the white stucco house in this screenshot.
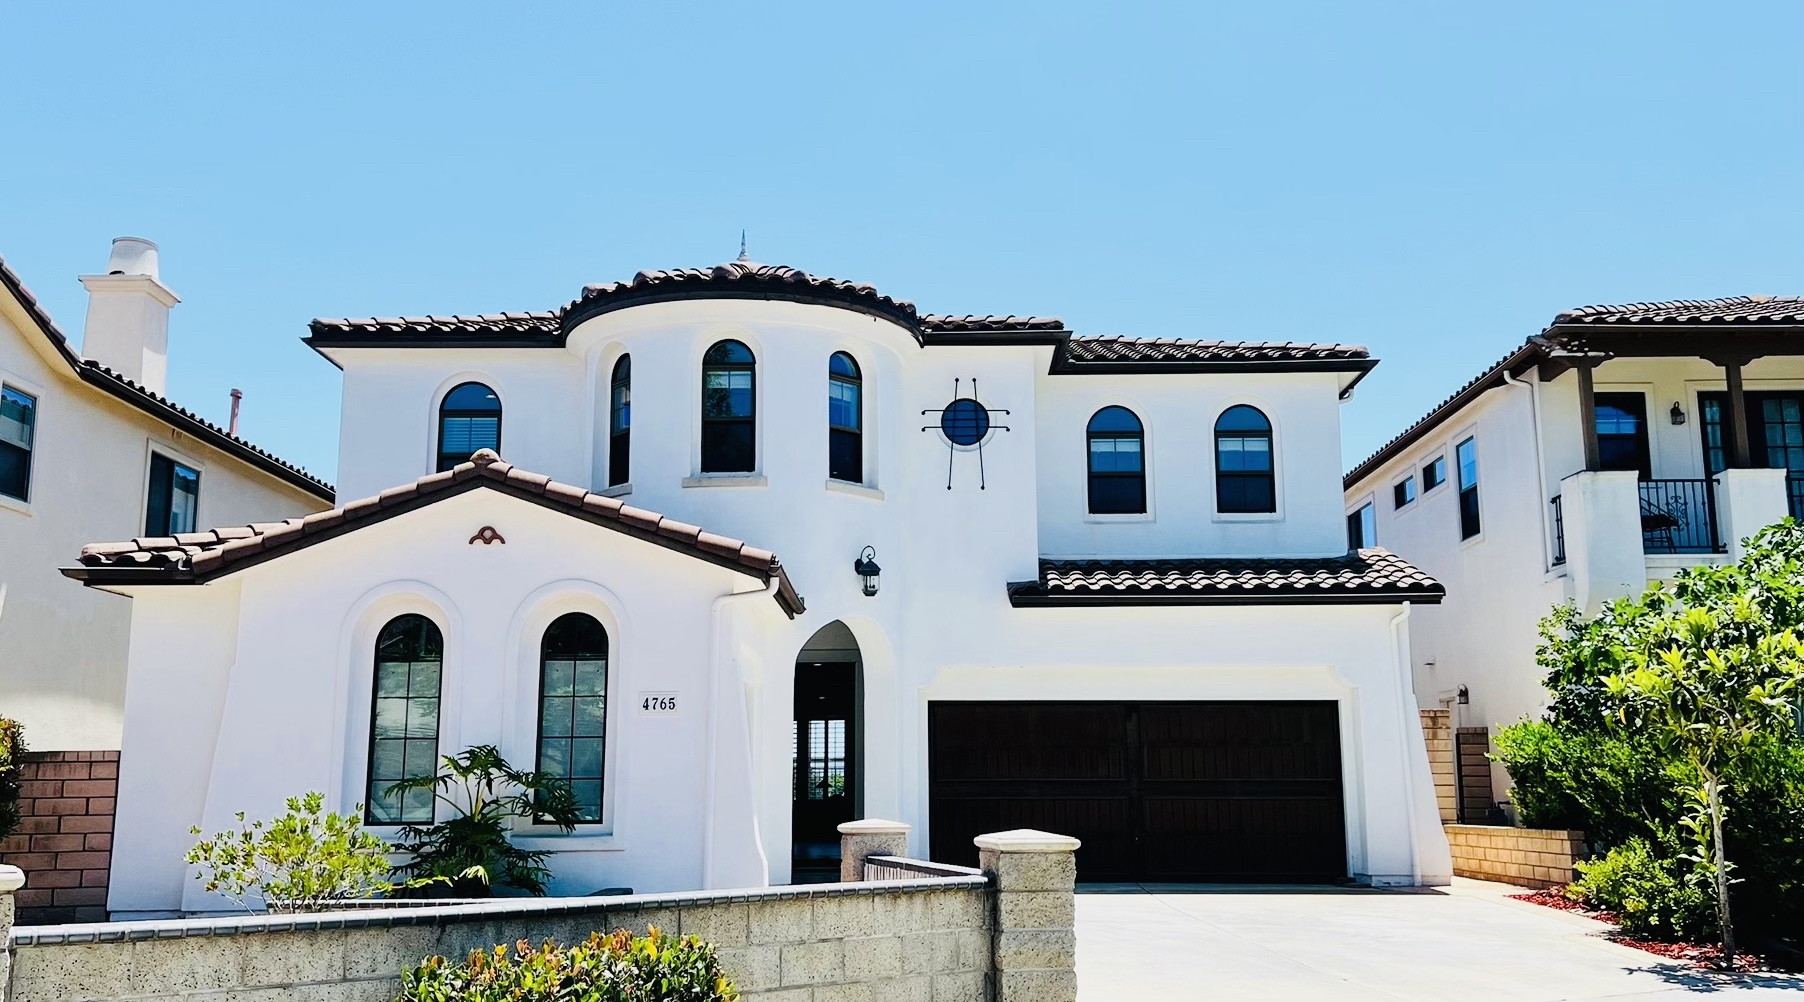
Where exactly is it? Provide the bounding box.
[68,255,1453,916]
[0,239,331,752]
[1342,296,1804,811]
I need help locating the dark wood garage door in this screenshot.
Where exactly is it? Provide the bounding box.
[929,701,1346,882]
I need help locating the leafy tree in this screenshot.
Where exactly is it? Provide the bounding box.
[186,791,437,913]
[389,745,582,896]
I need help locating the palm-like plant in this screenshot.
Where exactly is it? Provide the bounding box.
[388,745,583,896]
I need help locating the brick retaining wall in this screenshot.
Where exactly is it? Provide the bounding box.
[1444,824,1584,890]
[1418,709,1457,824]
[0,752,118,925]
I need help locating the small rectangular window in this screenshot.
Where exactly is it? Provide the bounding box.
[1392,477,1416,509]
[1423,456,1446,491]
[146,453,200,536]
[1456,437,1480,540]
[0,386,36,502]
[1347,502,1375,549]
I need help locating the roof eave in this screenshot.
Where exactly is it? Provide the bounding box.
[1342,342,1544,490]
[1006,582,1446,607]
[1049,355,1376,377]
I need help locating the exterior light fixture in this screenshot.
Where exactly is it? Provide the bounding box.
[1670,401,1687,426]
[854,546,881,597]
[1456,684,1470,705]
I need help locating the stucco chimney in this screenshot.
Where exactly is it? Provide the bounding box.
[80,237,180,395]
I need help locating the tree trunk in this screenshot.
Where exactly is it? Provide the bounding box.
[1706,773,1735,964]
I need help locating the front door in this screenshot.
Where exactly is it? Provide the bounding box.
[792,662,857,883]
[1699,391,1804,518]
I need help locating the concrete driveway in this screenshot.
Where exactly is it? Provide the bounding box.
[1076,878,1804,1001]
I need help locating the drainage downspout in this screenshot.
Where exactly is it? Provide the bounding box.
[701,574,781,889]
[1501,368,1553,570]
[1388,602,1422,886]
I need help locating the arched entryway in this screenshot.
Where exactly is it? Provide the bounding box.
[792,621,863,883]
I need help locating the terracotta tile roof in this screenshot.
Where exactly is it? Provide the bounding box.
[308,312,563,339]
[0,252,334,501]
[1061,336,1370,365]
[570,259,922,331]
[65,450,803,617]
[1549,295,1804,328]
[1008,550,1443,606]
[919,314,1067,333]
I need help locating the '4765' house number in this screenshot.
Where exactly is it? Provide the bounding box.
[638,692,678,715]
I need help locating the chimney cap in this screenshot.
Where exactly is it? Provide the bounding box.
[106,237,160,279]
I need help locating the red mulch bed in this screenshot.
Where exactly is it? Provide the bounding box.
[1509,888,1777,973]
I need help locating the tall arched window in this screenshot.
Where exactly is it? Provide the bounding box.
[437,382,501,472]
[1087,406,1145,514]
[608,356,631,487]
[1215,405,1275,513]
[828,352,862,483]
[537,613,609,822]
[701,340,755,473]
[367,614,443,824]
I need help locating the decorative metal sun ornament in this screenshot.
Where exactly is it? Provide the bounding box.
[922,378,1011,489]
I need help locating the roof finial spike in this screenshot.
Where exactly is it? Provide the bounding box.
[737,230,748,263]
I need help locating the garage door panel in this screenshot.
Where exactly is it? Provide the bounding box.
[929,701,1345,883]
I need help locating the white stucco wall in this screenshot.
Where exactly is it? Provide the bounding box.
[0,308,325,750]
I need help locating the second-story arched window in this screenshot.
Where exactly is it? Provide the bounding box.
[608,356,631,487]
[828,352,862,483]
[702,340,755,473]
[1215,404,1275,513]
[438,382,501,472]
[1087,406,1145,514]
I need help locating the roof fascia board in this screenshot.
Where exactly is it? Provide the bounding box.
[0,269,83,377]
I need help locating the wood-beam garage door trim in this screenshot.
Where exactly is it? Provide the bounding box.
[928,700,1347,883]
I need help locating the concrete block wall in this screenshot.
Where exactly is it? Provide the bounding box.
[1418,710,1456,824]
[1444,824,1584,890]
[0,752,118,925]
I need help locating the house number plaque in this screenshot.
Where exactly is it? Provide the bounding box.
[638,692,679,716]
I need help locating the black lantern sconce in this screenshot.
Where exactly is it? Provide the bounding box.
[854,546,881,597]
[1456,684,1470,705]
[1670,401,1687,426]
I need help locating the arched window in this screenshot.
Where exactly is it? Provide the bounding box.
[701,340,755,473]
[537,612,609,822]
[828,352,862,483]
[437,382,501,472]
[608,356,631,487]
[1086,406,1145,514]
[367,614,443,824]
[1215,405,1275,513]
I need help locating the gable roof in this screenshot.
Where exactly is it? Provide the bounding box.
[63,450,804,618]
[0,253,335,502]
[1007,549,1443,606]
[1344,294,1804,490]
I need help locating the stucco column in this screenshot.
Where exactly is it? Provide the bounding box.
[976,829,1080,1002]
[0,864,23,1002]
[1716,468,1790,560]
[1559,470,1646,614]
[838,818,910,881]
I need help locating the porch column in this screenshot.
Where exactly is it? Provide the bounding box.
[1721,357,1753,469]
[1576,361,1601,472]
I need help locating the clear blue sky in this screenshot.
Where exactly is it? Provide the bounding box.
[3,2,1799,486]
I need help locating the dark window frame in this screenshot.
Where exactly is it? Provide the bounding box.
[0,384,38,503]
[1214,405,1276,514]
[701,340,756,473]
[535,612,609,824]
[366,613,444,826]
[145,452,201,536]
[608,356,631,488]
[437,382,502,473]
[1392,476,1416,509]
[1086,406,1147,515]
[1594,391,1652,480]
[1422,455,1447,492]
[1456,436,1481,540]
[828,352,862,483]
[1347,501,1375,549]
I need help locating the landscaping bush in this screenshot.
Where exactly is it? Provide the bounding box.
[389,745,582,896]
[0,717,23,841]
[399,929,739,1002]
[1569,837,1712,941]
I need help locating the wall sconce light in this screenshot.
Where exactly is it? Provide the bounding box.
[1457,684,1470,705]
[1670,401,1687,426]
[854,546,881,597]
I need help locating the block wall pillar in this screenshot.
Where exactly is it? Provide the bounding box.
[976,829,1080,1002]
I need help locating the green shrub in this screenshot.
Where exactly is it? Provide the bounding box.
[389,745,582,897]
[1570,837,1712,940]
[399,930,739,1002]
[0,718,23,841]
[187,791,437,912]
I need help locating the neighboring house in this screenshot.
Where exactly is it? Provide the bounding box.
[68,254,1452,918]
[1342,296,1804,810]
[0,239,333,750]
